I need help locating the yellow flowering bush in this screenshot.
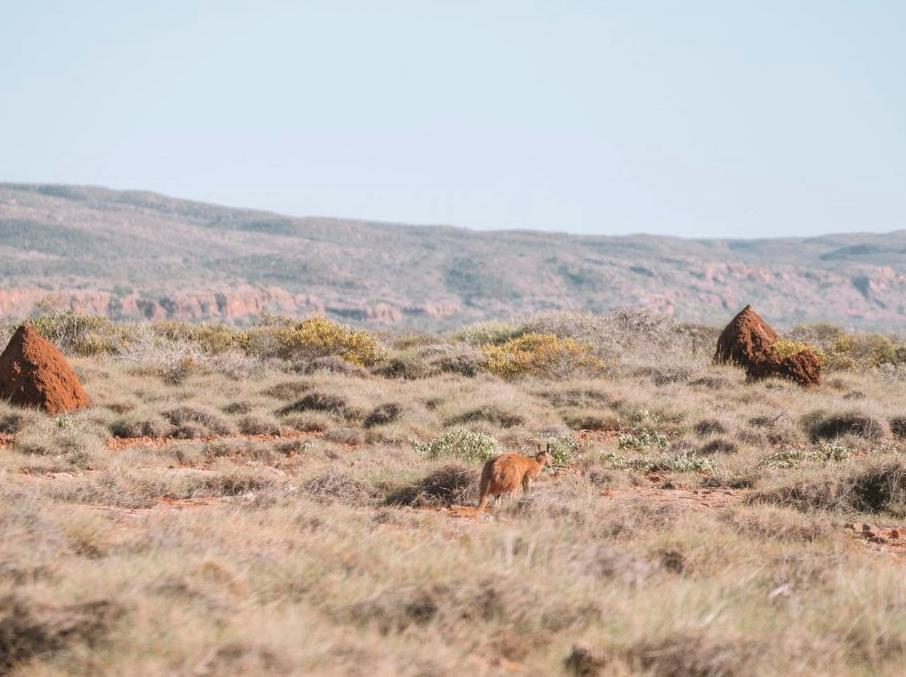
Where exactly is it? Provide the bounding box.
[770,339,825,364]
[482,332,605,379]
[271,316,384,366]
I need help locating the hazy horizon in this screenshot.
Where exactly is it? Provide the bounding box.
[6,180,906,242]
[3,2,904,238]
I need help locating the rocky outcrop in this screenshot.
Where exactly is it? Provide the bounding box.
[0,325,90,413]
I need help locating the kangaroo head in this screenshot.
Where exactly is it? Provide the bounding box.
[535,442,553,467]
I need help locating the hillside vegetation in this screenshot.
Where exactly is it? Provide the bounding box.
[1,311,906,674]
[2,183,906,329]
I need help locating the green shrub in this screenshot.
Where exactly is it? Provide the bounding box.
[602,450,714,473]
[24,309,126,355]
[824,333,900,370]
[757,442,854,469]
[618,429,668,450]
[153,322,249,354]
[412,429,499,463]
[544,435,578,468]
[455,321,526,346]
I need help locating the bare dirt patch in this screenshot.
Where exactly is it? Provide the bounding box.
[603,485,745,511]
[845,522,906,559]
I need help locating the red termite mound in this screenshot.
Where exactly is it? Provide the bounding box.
[714,305,778,366]
[714,305,820,387]
[0,325,90,414]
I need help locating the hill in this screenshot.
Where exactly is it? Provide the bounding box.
[1,183,905,329]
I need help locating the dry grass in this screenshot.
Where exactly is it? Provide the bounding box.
[0,312,905,674]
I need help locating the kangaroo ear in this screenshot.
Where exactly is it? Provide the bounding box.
[545,442,551,453]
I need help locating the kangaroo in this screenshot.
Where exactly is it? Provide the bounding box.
[477,444,553,512]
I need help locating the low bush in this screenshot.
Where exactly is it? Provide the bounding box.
[618,429,668,450]
[0,409,38,434]
[363,403,402,428]
[602,451,714,473]
[413,429,499,463]
[109,414,173,439]
[0,595,124,673]
[562,412,621,431]
[429,346,486,377]
[324,427,365,446]
[698,438,737,455]
[544,435,578,468]
[260,316,384,366]
[445,405,524,429]
[277,392,350,418]
[384,465,480,507]
[688,376,730,390]
[890,416,906,440]
[237,413,282,436]
[482,333,606,379]
[164,406,234,437]
[296,355,370,377]
[24,308,126,356]
[757,442,852,469]
[754,461,906,514]
[770,339,824,364]
[302,470,376,505]
[455,321,526,347]
[806,411,885,442]
[636,366,692,386]
[693,419,727,437]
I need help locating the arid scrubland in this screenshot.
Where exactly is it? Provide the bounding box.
[2,310,906,675]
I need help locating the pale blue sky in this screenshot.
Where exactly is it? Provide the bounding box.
[1,1,904,237]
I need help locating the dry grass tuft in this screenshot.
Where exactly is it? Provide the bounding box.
[625,632,763,677]
[890,416,906,440]
[385,465,480,508]
[363,403,402,428]
[302,470,377,506]
[755,461,906,514]
[807,411,886,442]
[693,419,727,436]
[277,392,351,418]
[445,405,525,428]
[163,405,234,437]
[0,595,124,673]
[698,438,738,455]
